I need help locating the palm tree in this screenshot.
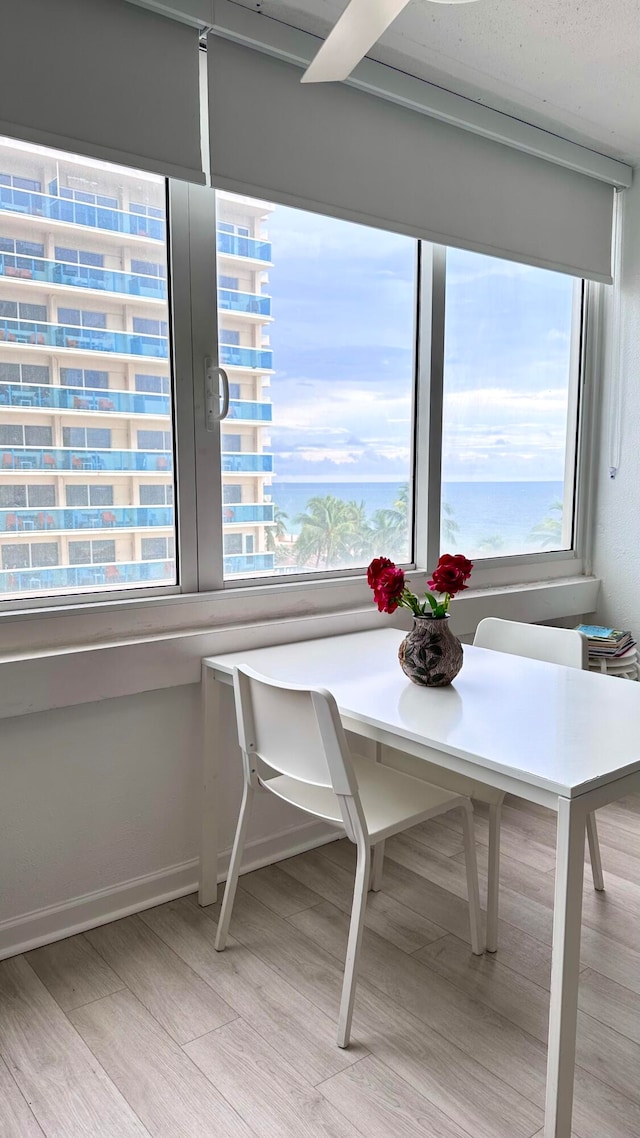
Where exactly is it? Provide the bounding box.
[442,501,460,546]
[477,534,506,554]
[529,500,563,549]
[294,495,367,569]
[265,505,288,553]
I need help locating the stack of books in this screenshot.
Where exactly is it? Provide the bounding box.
[576,624,638,679]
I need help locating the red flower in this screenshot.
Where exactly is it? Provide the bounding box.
[373,565,406,613]
[367,557,394,589]
[428,553,474,596]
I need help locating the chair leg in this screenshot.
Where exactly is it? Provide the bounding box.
[337,837,370,1048]
[370,839,385,892]
[460,801,484,956]
[486,801,502,953]
[215,783,254,951]
[586,811,605,892]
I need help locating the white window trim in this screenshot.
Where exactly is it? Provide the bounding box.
[0,179,603,650]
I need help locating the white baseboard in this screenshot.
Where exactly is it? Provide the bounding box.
[0,819,338,960]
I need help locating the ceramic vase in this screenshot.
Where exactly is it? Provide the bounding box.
[398,614,463,687]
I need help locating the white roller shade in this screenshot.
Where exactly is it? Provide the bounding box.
[0,0,204,183]
[208,37,614,282]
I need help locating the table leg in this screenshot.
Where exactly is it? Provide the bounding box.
[199,665,221,906]
[370,742,385,892]
[544,795,586,1137]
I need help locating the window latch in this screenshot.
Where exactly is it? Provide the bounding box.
[205,359,230,429]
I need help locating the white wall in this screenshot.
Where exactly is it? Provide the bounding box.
[592,177,640,631]
[0,680,321,957]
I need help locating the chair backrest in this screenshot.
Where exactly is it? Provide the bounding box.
[474,617,587,670]
[232,665,364,838]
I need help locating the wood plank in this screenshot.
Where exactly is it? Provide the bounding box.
[185,1017,363,1138]
[0,956,149,1138]
[238,862,322,918]
[140,897,363,1085]
[70,990,253,1138]
[85,914,237,1044]
[209,889,543,1138]
[280,846,446,953]
[26,933,125,1010]
[578,968,640,1044]
[288,899,640,1138]
[414,933,640,1104]
[0,1055,45,1138]
[318,1054,471,1138]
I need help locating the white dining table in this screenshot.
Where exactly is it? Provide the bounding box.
[201,626,640,1138]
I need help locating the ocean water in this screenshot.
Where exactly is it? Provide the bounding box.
[269,480,566,557]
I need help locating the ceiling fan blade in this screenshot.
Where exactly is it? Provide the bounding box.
[301,0,412,84]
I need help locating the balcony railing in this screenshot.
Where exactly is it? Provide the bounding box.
[0,186,165,240]
[0,506,173,534]
[0,252,167,300]
[1,447,173,472]
[218,288,271,317]
[222,504,274,524]
[220,344,272,370]
[0,558,174,594]
[217,232,272,262]
[221,452,273,473]
[224,553,274,574]
[0,382,170,417]
[227,399,272,422]
[0,319,167,359]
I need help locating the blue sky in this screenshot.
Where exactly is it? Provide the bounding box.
[264,203,575,484]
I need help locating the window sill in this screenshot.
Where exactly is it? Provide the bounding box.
[0,571,600,719]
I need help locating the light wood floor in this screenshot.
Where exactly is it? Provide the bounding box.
[1,794,639,1138]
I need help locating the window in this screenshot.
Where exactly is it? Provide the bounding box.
[0,484,55,508]
[141,536,174,559]
[60,368,109,389]
[62,427,111,449]
[137,430,171,450]
[0,300,48,322]
[131,259,166,278]
[69,539,116,564]
[0,363,50,385]
[132,317,168,337]
[440,249,580,559]
[0,425,53,446]
[66,485,114,507]
[58,307,107,329]
[55,247,104,267]
[220,329,240,346]
[139,484,173,505]
[135,373,170,395]
[220,275,239,290]
[2,542,58,569]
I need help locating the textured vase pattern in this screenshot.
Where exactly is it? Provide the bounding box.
[398,615,463,687]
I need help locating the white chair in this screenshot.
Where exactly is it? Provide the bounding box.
[215,664,484,1049]
[473,617,605,952]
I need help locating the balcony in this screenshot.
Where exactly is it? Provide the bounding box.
[227,399,272,422]
[0,382,170,417]
[0,506,173,534]
[0,253,167,300]
[223,553,274,575]
[0,319,168,359]
[222,504,274,525]
[216,232,271,262]
[218,288,271,317]
[221,452,273,473]
[0,186,165,240]
[1,447,173,472]
[0,558,174,594]
[220,344,272,370]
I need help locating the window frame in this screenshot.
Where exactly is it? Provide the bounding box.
[0,174,597,621]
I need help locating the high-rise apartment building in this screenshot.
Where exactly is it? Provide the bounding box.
[0,139,274,599]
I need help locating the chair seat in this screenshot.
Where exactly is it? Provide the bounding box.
[263,753,464,841]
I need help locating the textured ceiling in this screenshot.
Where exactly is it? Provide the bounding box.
[236,0,640,165]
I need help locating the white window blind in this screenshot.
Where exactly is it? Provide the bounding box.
[0,0,204,183]
[208,36,614,282]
